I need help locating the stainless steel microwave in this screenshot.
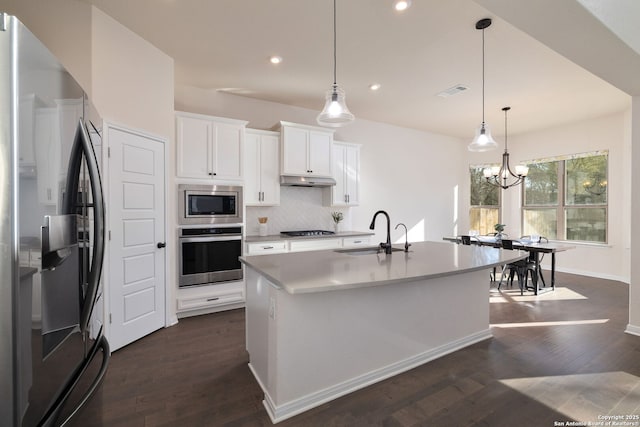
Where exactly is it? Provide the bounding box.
[178,184,243,225]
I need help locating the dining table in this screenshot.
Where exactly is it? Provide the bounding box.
[442,236,575,295]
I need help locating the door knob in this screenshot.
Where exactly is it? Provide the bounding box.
[157,242,166,249]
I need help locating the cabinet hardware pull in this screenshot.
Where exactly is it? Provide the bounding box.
[354,240,361,244]
[206,297,220,302]
[157,242,166,249]
[264,246,274,249]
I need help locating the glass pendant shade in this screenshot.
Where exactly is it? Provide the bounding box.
[317,84,354,127]
[468,122,498,152]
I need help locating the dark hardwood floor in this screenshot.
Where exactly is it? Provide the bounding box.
[69,272,640,426]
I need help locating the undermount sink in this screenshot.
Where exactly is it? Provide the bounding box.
[335,246,405,256]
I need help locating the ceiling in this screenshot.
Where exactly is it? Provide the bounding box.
[79,0,636,139]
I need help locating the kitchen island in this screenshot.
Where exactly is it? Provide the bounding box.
[240,241,527,423]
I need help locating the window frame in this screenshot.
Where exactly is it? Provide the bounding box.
[521,151,608,244]
[469,164,501,235]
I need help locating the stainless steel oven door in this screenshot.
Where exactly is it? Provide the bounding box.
[178,234,243,287]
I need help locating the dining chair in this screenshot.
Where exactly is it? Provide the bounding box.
[520,235,548,288]
[498,239,536,295]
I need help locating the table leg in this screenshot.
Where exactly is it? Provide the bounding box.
[536,252,554,295]
[551,252,556,291]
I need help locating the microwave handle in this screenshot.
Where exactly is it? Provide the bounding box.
[179,235,242,243]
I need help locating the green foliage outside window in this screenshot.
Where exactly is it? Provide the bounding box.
[469,166,499,235]
[522,152,607,243]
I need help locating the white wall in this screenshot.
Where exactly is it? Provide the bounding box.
[465,112,630,282]
[175,85,467,245]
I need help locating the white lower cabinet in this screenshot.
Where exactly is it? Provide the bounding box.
[177,281,245,318]
[246,241,288,255]
[246,235,373,256]
[342,236,371,248]
[288,238,342,252]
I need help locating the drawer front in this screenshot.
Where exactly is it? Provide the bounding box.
[177,288,244,311]
[342,237,371,248]
[289,238,342,252]
[246,241,288,255]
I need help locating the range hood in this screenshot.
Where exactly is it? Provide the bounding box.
[280,175,336,187]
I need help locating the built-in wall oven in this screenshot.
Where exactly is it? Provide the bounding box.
[178,184,243,225]
[178,226,243,287]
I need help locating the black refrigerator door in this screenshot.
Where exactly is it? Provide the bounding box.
[32,119,109,427]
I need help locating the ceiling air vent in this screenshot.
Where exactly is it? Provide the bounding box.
[436,84,469,98]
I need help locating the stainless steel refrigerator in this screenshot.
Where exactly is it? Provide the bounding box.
[0,13,110,426]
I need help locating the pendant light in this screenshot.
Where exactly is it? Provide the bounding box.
[483,107,528,189]
[468,18,498,152]
[317,0,355,127]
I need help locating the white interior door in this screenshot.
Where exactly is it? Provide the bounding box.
[107,124,166,351]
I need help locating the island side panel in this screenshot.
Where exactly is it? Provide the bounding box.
[246,268,491,422]
[245,266,279,403]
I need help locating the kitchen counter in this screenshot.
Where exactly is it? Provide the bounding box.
[240,240,525,294]
[243,241,527,423]
[244,230,373,243]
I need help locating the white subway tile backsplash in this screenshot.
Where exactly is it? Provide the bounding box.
[245,187,350,235]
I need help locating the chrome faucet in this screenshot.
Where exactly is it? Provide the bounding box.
[369,210,392,254]
[395,223,411,252]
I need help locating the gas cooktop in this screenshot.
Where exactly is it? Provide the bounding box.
[280,230,335,237]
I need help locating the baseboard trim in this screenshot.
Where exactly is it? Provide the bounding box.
[552,267,629,284]
[625,324,640,336]
[253,329,492,424]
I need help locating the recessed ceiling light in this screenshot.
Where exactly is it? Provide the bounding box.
[369,83,381,91]
[269,56,283,65]
[394,0,411,11]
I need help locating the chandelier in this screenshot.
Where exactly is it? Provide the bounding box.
[483,107,529,189]
[583,173,607,195]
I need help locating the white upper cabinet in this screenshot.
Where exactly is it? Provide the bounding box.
[176,111,248,182]
[328,141,360,207]
[280,121,333,177]
[245,129,280,206]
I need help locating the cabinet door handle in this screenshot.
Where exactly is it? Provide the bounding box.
[157,242,166,249]
[347,194,350,203]
[263,246,274,249]
[206,297,220,302]
[354,240,362,244]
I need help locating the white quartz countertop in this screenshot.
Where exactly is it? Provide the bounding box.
[240,241,528,294]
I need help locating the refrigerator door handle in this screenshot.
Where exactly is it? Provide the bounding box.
[64,119,106,335]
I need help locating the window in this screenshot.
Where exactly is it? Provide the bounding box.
[469,165,500,235]
[522,151,607,243]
